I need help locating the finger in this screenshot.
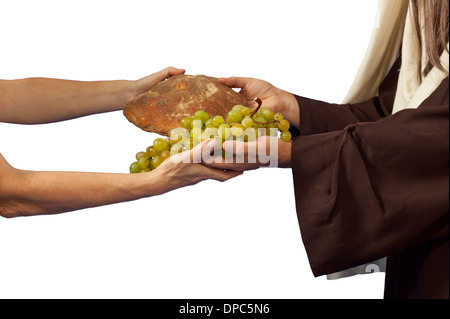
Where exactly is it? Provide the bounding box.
[201,166,243,182]
[222,136,279,168]
[200,138,220,164]
[202,158,257,172]
[159,66,185,80]
[142,67,182,87]
[202,158,246,172]
[222,140,258,167]
[222,136,278,155]
[201,138,218,155]
[222,139,250,155]
[219,77,252,89]
[166,66,186,78]
[174,138,212,164]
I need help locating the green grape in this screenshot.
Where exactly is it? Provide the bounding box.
[191,118,203,129]
[278,119,290,132]
[260,107,274,121]
[274,113,284,121]
[190,127,203,143]
[129,162,141,174]
[218,123,231,140]
[202,127,218,140]
[227,109,243,124]
[193,110,209,124]
[180,117,194,130]
[153,138,170,152]
[129,105,292,172]
[169,128,188,145]
[241,107,251,116]
[280,130,292,142]
[170,143,183,155]
[253,116,267,128]
[204,118,214,128]
[232,104,245,112]
[136,151,147,161]
[267,121,279,129]
[255,127,263,138]
[137,157,150,169]
[252,112,265,121]
[211,115,224,127]
[267,122,279,136]
[151,155,163,168]
[231,123,244,137]
[183,138,194,150]
[146,146,159,157]
[265,127,278,137]
[160,150,171,161]
[241,117,254,129]
[168,129,180,145]
[243,127,257,142]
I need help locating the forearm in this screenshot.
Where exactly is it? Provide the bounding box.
[0,77,137,124]
[0,162,161,218]
[0,138,240,218]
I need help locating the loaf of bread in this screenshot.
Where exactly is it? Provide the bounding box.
[123,74,248,136]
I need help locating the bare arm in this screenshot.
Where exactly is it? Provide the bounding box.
[0,67,185,124]
[0,153,155,217]
[0,68,243,218]
[0,142,241,218]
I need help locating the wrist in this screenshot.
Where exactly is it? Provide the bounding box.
[281,92,300,128]
[121,80,143,105]
[278,140,292,168]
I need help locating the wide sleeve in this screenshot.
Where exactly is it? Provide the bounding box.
[291,78,449,277]
[294,59,401,136]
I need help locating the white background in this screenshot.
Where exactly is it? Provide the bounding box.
[0,0,385,298]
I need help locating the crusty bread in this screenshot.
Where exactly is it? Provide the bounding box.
[123,74,248,136]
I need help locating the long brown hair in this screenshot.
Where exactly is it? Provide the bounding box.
[411,0,449,80]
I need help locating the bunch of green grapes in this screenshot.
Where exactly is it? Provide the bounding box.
[129,138,172,173]
[129,99,291,173]
[179,98,292,144]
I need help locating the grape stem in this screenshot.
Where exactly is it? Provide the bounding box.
[250,98,263,117]
[250,97,278,126]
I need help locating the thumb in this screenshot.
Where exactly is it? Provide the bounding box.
[166,66,186,77]
[200,165,243,182]
[158,66,185,80]
[219,77,251,89]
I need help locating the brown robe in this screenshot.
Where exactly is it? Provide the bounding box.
[291,59,449,299]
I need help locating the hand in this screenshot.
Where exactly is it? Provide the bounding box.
[151,139,243,194]
[201,137,292,172]
[219,77,300,128]
[130,66,186,100]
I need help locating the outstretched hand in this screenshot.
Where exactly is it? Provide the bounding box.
[201,136,292,172]
[132,66,186,99]
[152,139,243,194]
[219,77,300,129]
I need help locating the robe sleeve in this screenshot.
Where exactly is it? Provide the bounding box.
[295,59,400,136]
[291,78,449,277]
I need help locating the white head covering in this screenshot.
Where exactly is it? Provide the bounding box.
[328,0,449,280]
[342,0,409,105]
